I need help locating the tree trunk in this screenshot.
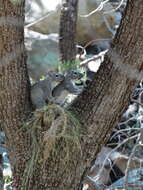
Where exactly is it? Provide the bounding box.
[0,0,143,190]
[0,0,31,189]
[71,0,143,183]
[59,0,78,64]
[25,0,143,190]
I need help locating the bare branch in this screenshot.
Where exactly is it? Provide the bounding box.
[104,0,125,14]
[98,134,139,179]
[79,0,109,18]
[124,143,143,189]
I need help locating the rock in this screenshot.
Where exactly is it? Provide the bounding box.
[86,147,113,188]
[25,0,122,44]
[108,168,143,190]
[84,147,141,189]
[25,29,60,81]
[25,0,61,24]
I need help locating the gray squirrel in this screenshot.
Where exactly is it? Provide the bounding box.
[31,71,65,109]
[52,70,84,105]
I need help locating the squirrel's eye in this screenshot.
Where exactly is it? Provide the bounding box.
[73,71,77,75]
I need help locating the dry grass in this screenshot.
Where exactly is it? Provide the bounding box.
[21,104,82,190]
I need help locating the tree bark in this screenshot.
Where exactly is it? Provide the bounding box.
[0,0,31,189]
[0,0,143,190]
[27,0,143,190]
[59,0,78,64]
[71,0,143,184]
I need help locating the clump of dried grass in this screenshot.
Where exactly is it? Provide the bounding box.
[21,104,82,190]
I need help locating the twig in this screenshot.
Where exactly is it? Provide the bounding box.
[76,45,87,61]
[130,95,143,107]
[104,0,125,14]
[98,134,139,178]
[79,0,109,18]
[109,128,141,141]
[118,117,137,126]
[83,176,101,190]
[79,50,108,68]
[25,12,52,28]
[83,39,111,50]
[79,0,125,18]
[106,183,143,190]
[124,143,143,190]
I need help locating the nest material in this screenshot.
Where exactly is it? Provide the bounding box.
[41,105,82,163]
[21,104,82,190]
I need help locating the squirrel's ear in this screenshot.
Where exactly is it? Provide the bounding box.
[47,71,54,77]
[66,69,72,75]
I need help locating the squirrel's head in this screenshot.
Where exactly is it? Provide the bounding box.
[66,70,84,80]
[48,71,65,82]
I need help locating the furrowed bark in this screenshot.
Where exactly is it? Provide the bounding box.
[0,0,143,190]
[71,0,143,185]
[59,0,78,63]
[29,1,143,190]
[0,0,31,189]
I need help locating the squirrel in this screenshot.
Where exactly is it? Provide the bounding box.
[52,70,84,105]
[31,71,65,109]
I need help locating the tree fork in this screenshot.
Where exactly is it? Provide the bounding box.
[0,0,143,190]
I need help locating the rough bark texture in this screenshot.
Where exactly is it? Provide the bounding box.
[27,0,143,190]
[59,0,78,63]
[71,0,143,184]
[0,0,31,189]
[0,0,143,190]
